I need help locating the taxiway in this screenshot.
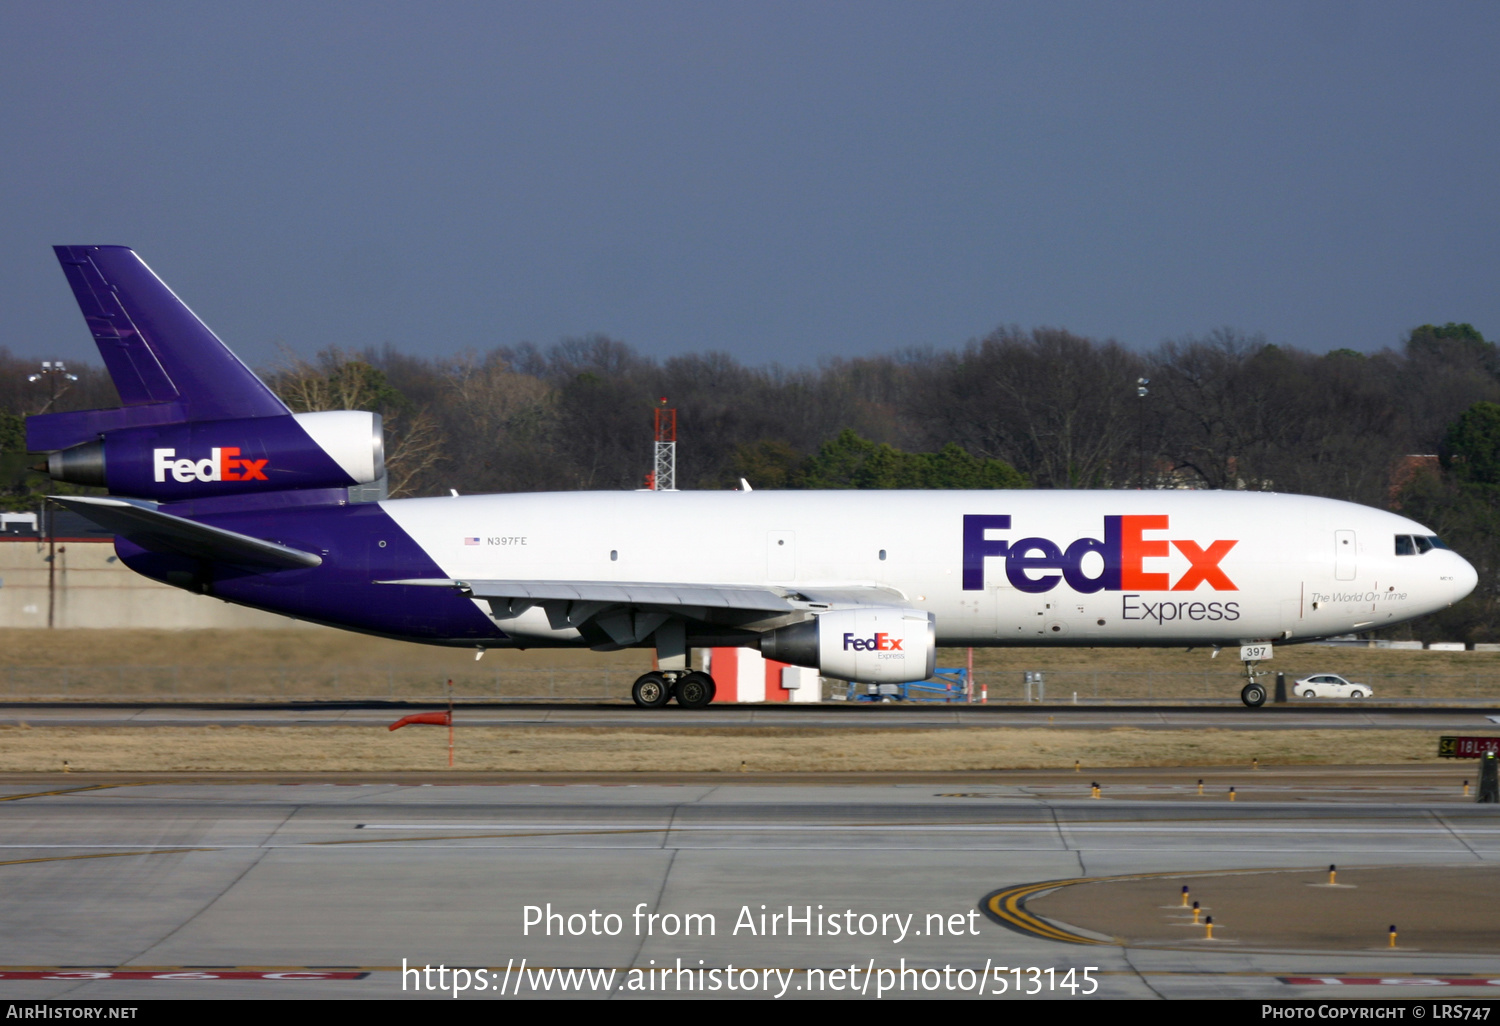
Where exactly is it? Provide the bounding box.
[0,770,1495,999]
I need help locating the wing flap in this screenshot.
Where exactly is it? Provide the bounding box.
[792,585,911,606]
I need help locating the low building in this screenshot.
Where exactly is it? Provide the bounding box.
[0,512,309,629]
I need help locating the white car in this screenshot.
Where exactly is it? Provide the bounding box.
[1293,674,1373,699]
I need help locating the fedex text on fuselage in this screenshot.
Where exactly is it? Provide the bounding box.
[962,514,1237,594]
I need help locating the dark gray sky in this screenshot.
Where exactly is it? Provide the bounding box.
[2,1,1497,371]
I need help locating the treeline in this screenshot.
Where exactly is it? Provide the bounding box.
[266,323,1500,506]
[2,322,1498,639]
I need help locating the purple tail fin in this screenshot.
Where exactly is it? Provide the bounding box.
[53,245,288,419]
[29,246,289,451]
[29,244,291,450]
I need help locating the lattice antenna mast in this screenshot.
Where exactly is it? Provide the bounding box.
[652,397,677,492]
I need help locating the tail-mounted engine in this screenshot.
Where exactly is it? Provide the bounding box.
[759,607,936,684]
[44,411,384,501]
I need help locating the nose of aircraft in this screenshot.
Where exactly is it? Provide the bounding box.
[1450,551,1479,605]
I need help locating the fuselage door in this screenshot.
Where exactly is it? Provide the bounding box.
[767,531,796,581]
[1334,530,1356,581]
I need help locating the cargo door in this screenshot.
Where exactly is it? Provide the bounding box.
[1335,530,1356,581]
[767,531,796,581]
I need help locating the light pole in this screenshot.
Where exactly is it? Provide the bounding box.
[1136,377,1150,488]
[28,360,78,415]
[28,361,78,628]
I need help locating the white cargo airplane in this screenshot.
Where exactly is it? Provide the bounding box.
[31,247,1478,707]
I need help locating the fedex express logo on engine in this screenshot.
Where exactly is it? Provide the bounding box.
[844,632,903,652]
[962,515,1237,594]
[152,448,269,484]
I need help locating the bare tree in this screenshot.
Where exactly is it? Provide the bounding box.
[436,350,560,493]
[1148,330,1288,490]
[267,347,445,498]
[912,327,1145,488]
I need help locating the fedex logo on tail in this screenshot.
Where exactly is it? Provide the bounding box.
[153,448,269,484]
[963,515,1237,594]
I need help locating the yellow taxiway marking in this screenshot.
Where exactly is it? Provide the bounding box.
[984,878,1114,945]
[982,865,1383,947]
[0,783,142,803]
[0,848,217,868]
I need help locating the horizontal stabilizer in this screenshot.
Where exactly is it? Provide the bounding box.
[26,403,198,454]
[50,495,322,570]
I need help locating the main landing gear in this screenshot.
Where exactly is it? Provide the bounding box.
[631,670,717,709]
[633,620,716,708]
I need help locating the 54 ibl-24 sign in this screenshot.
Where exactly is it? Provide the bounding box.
[1438,736,1500,758]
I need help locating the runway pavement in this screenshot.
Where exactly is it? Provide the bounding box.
[0,770,1496,1000]
[3,700,1500,731]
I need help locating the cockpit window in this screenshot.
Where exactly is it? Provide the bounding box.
[1429,535,1450,550]
[1414,535,1434,554]
[1395,535,1416,556]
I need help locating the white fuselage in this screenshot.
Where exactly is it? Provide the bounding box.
[380,489,1476,648]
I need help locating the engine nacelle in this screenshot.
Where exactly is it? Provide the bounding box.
[45,411,384,501]
[759,607,936,684]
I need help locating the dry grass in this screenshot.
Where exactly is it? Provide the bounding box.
[0,628,653,670]
[958,644,1500,679]
[0,724,1445,773]
[0,629,1492,676]
[0,630,1496,701]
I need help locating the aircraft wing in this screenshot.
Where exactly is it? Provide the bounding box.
[49,495,323,570]
[376,577,911,647]
[377,578,910,612]
[379,578,794,611]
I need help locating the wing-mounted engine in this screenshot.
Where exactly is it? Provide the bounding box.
[43,411,384,501]
[759,607,936,684]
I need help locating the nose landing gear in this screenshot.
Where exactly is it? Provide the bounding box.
[1240,658,1268,707]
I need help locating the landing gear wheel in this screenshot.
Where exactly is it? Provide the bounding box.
[1241,682,1267,708]
[673,671,716,709]
[631,671,671,708]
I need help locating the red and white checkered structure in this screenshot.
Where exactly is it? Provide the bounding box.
[700,647,822,703]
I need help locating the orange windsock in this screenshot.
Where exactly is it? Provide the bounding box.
[388,711,452,731]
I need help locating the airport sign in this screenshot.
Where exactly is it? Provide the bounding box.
[1437,736,1500,758]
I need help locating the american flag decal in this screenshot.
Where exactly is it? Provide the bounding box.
[463,537,481,546]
